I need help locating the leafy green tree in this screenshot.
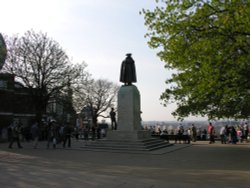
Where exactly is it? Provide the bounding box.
[142,0,250,120]
[2,30,88,122]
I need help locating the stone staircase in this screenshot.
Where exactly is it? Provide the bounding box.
[80,138,173,152]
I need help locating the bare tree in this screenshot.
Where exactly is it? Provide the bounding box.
[2,30,89,122]
[73,78,119,127]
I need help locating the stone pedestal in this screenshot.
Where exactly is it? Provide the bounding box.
[108,85,150,140]
[118,85,141,131]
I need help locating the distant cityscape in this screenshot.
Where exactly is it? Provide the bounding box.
[142,120,249,136]
[142,120,248,127]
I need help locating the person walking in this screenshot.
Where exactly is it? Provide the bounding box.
[243,123,249,142]
[220,126,226,144]
[191,124,197,142]
[63,123,73,148]
[9,122,23,149]
[208,122,215,144]
[230,126,238,144]
[74,126,80,141]
[177,125,184,144]
[83,125,90,145]
[47,122,57,149]
[30,122,40,149]
[91,126,96,140]
[58,124,65,144]
[97,125,101,139]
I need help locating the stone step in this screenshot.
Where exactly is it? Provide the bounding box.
[84,140,168,148]
[87,138,162,145]
[81,138,173,151]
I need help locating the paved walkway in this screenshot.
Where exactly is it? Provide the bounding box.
[0,139,250,188]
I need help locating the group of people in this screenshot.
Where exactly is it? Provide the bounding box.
[150,124,200,144]
[207,122,249,144]
[7,117,249,148]
[148,122,249,144]
[172,124,199,144]
[6,119,110,149]
[219,123,249,144]
[7,120,75,149]
[5,107,119,149]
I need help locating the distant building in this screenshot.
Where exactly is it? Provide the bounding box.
[46,94,76,124]
[0,73,36,129]
[0,73,76,135]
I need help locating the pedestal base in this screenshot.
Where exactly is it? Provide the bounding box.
[108,130,151,141]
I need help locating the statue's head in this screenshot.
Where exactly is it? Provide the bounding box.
[0,33,7,70]
[126,53,132,57]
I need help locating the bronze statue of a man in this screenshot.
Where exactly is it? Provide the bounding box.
[120,53,137,85]
[0,33,7,70]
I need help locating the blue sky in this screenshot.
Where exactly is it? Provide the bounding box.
[1,0,204,121]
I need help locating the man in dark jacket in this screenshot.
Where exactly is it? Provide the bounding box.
[110,108,117,130]
[9,122,23,149]
[63,123,73,148]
